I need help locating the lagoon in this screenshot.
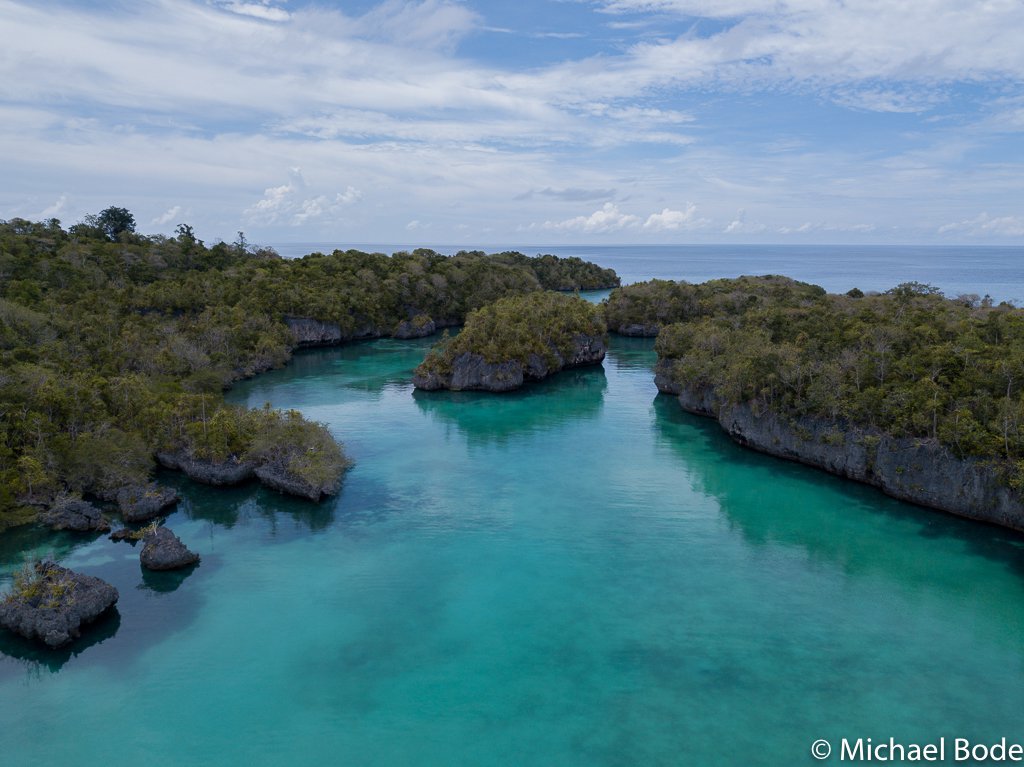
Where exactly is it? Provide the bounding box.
[2,333,1024,765]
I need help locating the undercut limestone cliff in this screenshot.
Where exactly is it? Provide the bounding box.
[655,365,1024,531]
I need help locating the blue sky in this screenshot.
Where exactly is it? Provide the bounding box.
[1,0,1023,246]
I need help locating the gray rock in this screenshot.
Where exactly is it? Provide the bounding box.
[156,449,256,486]
[116,483,179,522]
[614,322,661,337]
[669,382,1024,532]
[140,527,200,571]
[254,465,331,501]
[285,316,344,347]
[393,317,437,339]
[39,495,110,533]
[0,562,118,648]
[449,353,524,392]
[414,334,606,393]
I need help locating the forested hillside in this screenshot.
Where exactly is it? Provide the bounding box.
[0,212,618,529]
[643,276,1024,485]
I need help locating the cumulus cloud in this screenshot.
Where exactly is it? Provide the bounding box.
[543,203,640,233]
[938,213,1024,238]
[244,168,361,227]
[643,204,702,230]
[152,205,183,226]
[541,203,710,234]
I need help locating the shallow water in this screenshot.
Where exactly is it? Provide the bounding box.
[2,337,1024,766]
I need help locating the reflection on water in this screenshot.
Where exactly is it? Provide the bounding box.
[412,366,607,445]
[3,334,1024,765]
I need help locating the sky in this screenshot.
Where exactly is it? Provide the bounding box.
[1,0,1023,247]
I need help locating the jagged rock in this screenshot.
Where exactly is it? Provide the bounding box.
[393,316,436,339]
[414,333,606,393]
[285,316,344,347]
[109,528,135,543]
[140,527,200,571]
[254,463,338,501]
[613,322,661,337]
[0,562,118,648]
[116,483,179,522]
[39,495,110,533]
[664,379,1024,532]
[156,449,256,486]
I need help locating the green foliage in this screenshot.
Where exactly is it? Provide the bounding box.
[605,275,825,331]
[650,276,1024,474]
[4,562,74,609]
[0,213,617,524]
[416,292,606,377]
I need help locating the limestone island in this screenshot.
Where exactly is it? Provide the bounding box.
[0,561,118,648]
[604,275,1024,531]
[413,292,607,392]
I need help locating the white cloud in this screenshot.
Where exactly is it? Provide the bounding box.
[643,204,703,230]
[37,194,67,219]
[244,169,362,227]
[152,205,183,226]
[543,203,641,233]
[220,2,290,22]
[938,213,1024,238]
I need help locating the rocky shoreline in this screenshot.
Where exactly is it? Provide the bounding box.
[655,368,1024,531]
[414,333,607,392]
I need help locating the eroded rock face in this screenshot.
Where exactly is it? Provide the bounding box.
[156,450,256,486]
[39,496,110,533]
[393,317,436,339]
[254,465,330,501]
[667,381,1024,532]
[612,322,661,337]
[117,483,179,523]
[0,562,118,648]
[285,316,344,347]
[140,527,200,571]
[413,334,606,393]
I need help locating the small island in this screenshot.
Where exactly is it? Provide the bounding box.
[413,292,608,392]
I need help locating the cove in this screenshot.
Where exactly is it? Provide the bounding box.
[2,336,1024,766]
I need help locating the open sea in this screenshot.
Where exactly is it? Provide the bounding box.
[2,245,1024,766]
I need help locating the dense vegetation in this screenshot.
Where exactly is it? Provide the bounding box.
[0,213,617,530]
[646,276,1024,484]
[603,276,826,334]
[416,292,607,378]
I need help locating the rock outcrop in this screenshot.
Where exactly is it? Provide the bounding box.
[39,495,110,533]
[0,562,118,648]
[285,316,387,348]
[156,449,256,486]
[254,464,332,501]
[140,526,200,570]
[414,333,606,393]
[612,322,662,337]
[116,483,179,522]
[285,316,345,347]
[657,370,1024,531]
[393,316,437,339]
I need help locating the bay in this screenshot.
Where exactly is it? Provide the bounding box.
[2,329,1024,765]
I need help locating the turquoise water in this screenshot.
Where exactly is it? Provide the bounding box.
[3,337,1024,765]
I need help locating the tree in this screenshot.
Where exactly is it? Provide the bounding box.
[96,206,136,241]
